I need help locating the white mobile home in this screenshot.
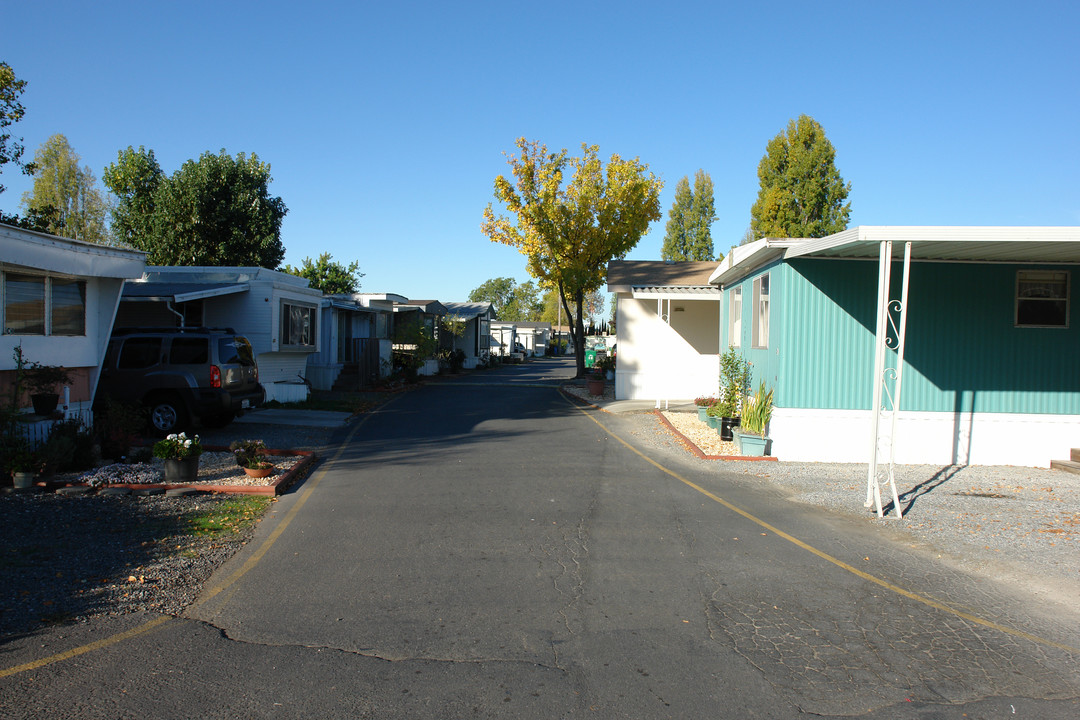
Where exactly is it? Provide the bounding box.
[0,223,146,419]
[116,267,324,403]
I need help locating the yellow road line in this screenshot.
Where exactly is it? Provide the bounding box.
[567,398,1080,654]
[0,616,171,679]
[1,400,395,679]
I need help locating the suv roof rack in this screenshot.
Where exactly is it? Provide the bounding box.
[112,326,239,335]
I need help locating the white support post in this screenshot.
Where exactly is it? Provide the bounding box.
[884,242,913,519]
[866,241,892,514]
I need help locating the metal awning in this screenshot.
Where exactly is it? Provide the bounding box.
[630,285,721,300]
[122,281,250,303]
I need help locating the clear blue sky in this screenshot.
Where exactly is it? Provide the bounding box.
[3,1,1078,303]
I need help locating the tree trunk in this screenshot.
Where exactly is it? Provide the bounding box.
[557,283,587,378]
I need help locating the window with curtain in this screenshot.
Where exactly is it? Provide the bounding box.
[1016,270,1068,328]
[4,274,46,335]
[281,302,317,348]
[51,279,86,336]
[752,273,770,349]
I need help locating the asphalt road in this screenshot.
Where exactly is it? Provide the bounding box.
[2,358,1078,719]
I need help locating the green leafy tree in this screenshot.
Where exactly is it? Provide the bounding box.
[468,276,542,322]
[661,169,717,261]
[102,146,164,248]
[103,147,286,267]
[750,115,851,240]
[21,134,111,243]
[0,61,33,194]
[482,138,662,377]
[281,252,363,294]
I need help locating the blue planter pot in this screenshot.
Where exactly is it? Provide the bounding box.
[706,415,719,429]
[697,407,709,422]
[734,431,768,457]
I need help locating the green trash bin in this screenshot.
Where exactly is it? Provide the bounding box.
[585,349,597,368]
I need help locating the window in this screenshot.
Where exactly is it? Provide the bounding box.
[4,274,45,335]
[728,287,742,348]
[51,279,86,335]
[281,302,317,348]
[752,273,770,349]
[118,337,162,369]
[2,273,86,336]
[1016,270,1068,328]
[169,338,209,365]
[219,337,255,367]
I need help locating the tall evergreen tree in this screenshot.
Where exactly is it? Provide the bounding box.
[661,169,716,261]
[750,115,851,240]
[21,134,111,244]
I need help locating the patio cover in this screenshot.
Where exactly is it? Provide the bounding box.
[121,281,250,303]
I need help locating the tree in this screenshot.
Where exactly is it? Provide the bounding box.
[482,138,662,377]
[0,61,33,194]
[661,169,717,261]
[749,115,851,240]
[281,252,363,294]
[103,147,287,267]
[102,146,164,248]
[468,276,542,322]
[21,134,111,243]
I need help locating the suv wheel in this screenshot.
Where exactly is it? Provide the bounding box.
[147,394,189,436]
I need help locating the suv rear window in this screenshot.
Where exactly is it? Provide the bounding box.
[169,337,209,365]
[118,337,162,369]
[218,337,256,366]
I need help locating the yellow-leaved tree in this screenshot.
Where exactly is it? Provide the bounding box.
[482,138,662,377]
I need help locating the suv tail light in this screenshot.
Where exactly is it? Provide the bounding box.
[210,365,222,388]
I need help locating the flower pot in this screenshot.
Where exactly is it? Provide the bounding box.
[706,415,719,429]
[243,465,274,479]
[734,430,768,456]
[163,456,200,484]
[697,407,709,422]
[31,393,59,416]
[586,378,605,395]
[719,416,740,441]
[12,471,36,489]
[605,370,614,381]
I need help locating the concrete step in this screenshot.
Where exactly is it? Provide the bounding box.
[1071,448,1080,462]
[1050,459,1080,475]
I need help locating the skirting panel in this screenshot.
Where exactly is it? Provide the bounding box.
[770,408,1080,467]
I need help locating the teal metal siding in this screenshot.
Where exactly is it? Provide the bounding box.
[763,258,1080,414]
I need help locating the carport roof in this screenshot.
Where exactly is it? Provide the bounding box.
[710,226,1080,286]
[121,281,249,303]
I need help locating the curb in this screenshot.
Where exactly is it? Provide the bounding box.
[652,410,777,462]
[39,448,318,497]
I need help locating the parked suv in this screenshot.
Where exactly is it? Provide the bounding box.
[97,327,264,434]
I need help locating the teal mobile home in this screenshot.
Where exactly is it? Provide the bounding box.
[712,226,1080,467]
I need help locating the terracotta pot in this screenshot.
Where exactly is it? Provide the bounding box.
[586,378,605,395]
[243,465,274,479]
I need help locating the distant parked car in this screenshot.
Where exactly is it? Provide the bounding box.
[96,327,264,435]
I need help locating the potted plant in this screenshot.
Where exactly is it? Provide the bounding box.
[230,439,275,478]
[4,438,42,489]
[705,402,723,429]
[718,347,751,440]
[24,363,73,416]
[694,396,717,422]
[586,369,606,396]
[734,383,774,456]
[713,395,740,438]
[153,432,203,484]
[598,355,617,381]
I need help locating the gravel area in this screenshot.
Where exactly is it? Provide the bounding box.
[629,409,1080,597]
[0,420,337,640]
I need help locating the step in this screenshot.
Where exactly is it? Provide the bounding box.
[1050,459,1080,475]
[1071,448,1080,462]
